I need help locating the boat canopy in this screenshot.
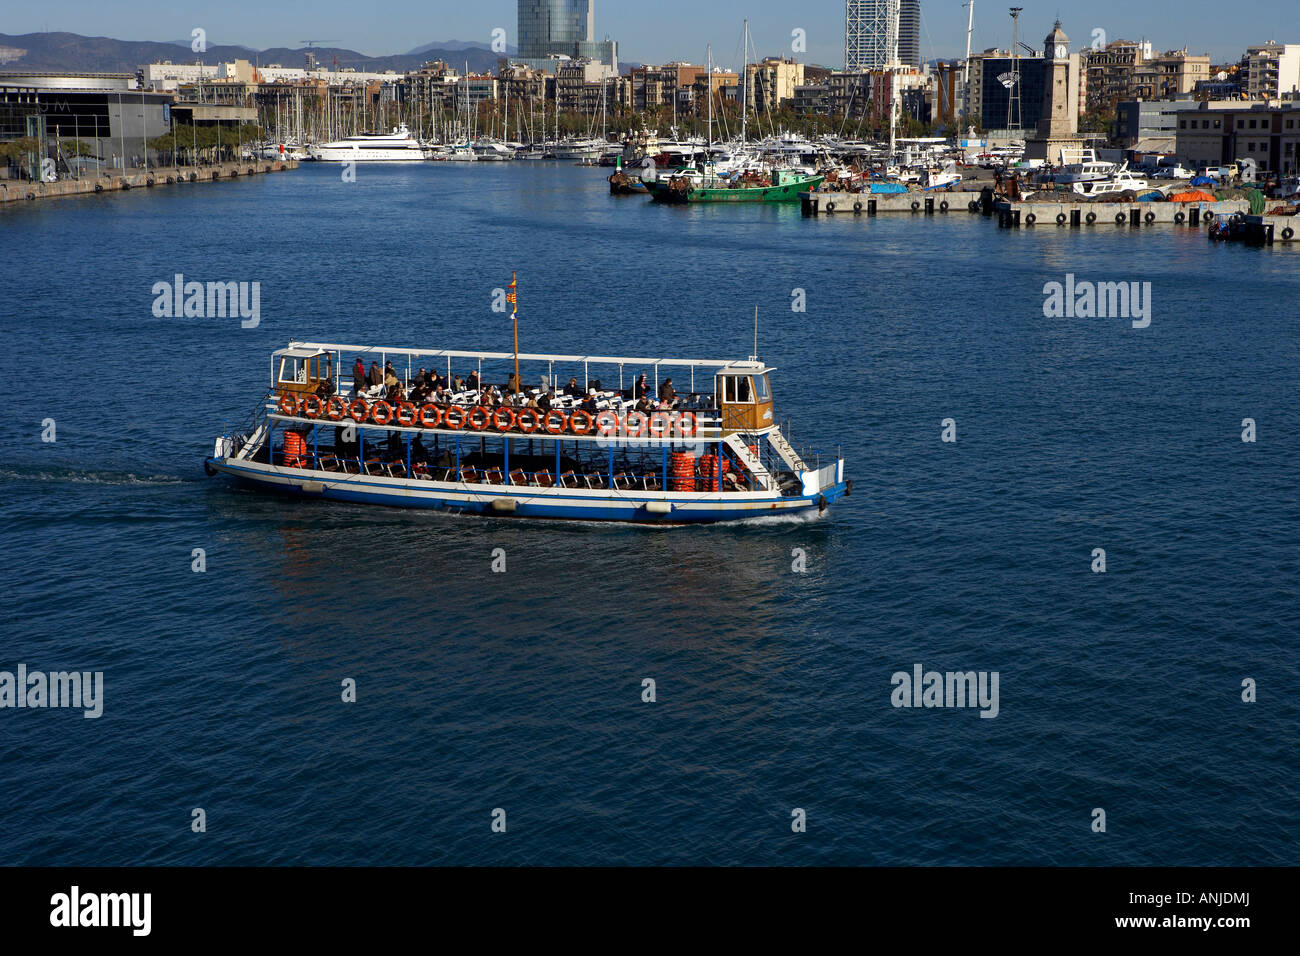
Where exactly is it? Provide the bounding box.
[285,341,774,376]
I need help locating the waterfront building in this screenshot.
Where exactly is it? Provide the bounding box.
[1174,100,1300,176]
[1243,43,1300,100]
[744,57,805,113]
[1024,22,1084,162]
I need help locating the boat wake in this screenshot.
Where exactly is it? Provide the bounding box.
[0,466,195,487]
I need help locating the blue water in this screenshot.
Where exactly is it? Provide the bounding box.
[1,163,1296,865]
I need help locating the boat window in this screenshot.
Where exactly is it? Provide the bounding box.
[753,374,771,401]
[278,357,307,384]
[721,375,752,403]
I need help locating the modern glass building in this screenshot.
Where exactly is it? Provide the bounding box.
[846,0,921,70]
[518,1,617,71]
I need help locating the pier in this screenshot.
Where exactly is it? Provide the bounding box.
[801,190,978,217]
[0,159,299,205]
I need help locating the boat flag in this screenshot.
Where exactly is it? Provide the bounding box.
[507,273,517,315]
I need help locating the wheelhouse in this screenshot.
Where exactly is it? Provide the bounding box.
[273,347,334,399]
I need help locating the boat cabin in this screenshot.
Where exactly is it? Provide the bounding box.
[716,365,775,433]
[273,347,334,398]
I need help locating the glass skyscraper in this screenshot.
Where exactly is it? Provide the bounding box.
[517,1,616,70]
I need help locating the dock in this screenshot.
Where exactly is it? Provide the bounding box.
[800,190,978,217]
[989,196,1254,230]
[0,159,299,205]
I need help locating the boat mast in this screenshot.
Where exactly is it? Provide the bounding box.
[741,20,748,146]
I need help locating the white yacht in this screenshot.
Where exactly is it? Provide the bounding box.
[307,124,428,162]
[554,138,606,161]
[1072,164,1149,196]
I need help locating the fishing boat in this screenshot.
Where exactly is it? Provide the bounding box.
[645,168,824,204]
[203,339,850,524]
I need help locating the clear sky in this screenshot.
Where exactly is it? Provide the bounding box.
[5,0,1290,67]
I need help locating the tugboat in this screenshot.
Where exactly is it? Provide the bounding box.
[204,325,850,524]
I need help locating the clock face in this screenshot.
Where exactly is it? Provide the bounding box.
[1055,44,1068,58]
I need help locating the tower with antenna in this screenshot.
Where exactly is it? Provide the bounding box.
[1006,8,1023,135]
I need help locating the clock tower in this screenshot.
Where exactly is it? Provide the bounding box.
[1025,21,1083,163]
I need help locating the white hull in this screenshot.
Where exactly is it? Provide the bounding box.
[308,146,428,162]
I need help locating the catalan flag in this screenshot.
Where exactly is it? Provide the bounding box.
[507,273,517,314]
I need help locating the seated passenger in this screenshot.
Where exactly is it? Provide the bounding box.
[467,370,480,392]
[658,377,677,406]
[352,358,366,393]
[632,373,650,399]
[506,372,521,395]
[565,376,583,397]
[367,362,382,388]
[580,390,599,414]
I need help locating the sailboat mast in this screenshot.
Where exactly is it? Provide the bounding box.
[741,20,748,145]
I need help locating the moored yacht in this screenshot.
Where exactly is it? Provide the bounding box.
[307,124,429,162]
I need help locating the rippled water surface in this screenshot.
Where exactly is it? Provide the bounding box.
[1,163,1296,865]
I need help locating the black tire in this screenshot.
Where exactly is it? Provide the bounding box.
[203,461,218,477]
[1174,211,1185,224]
[1115,212,1126,223]
[93,182,103,193]
[1283,227,1295,240]
[825,201,836,213]
[1086,212,1097,224]
[853,201,862,213]
[1144,212,1155,224]
[968,200,979,212]
[1025,213,1037,225]
[910,200,920,211]
[1203,210,1215,221]
[146,177,155,187]
[1056,212,1067,224]
[939,200,949,212]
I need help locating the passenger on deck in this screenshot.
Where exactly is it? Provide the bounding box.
[580,390,599,414]
[524,393,540,409]
[384,367,400,396]
[506,372,521,395]
[453,375,466,392]
[367,362,382,389]
[632,373,650,399]
[658,378,677,406]
[565,376,583,397]
[352,358,366,393]
[537,390,553,412]
[467,370,480,393]
[414,368,427,387]
[635,395,654,413]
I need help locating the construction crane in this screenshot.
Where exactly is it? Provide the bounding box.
[299,40,332,48]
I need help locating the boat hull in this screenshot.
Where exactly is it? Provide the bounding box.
[646,175,824,204]
[206,457,850,524]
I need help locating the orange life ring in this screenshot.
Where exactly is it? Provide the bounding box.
[418,404,443,428]
[516,408,541,433]
[649,411,672,436]
[278,394,298,416]
[677,411,698,436]
[569,409,595,435]
[395,401,417,427]
[625,410,648,437]
[370,401,394,426]
[302,395,323,418]
[595,410,620,436]
[543,409,568,435]
[491,407,517,432]
[347,398,370,423]
[325,396,347,421]
[442,406,466,430]
[467,406,492,431]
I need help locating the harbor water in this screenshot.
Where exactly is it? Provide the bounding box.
[0,162,1296,865]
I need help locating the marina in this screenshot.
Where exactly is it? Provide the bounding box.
[0,158,298,204]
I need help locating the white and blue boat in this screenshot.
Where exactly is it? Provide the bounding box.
[204,341,851,524]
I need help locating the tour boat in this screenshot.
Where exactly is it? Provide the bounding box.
[203,342,851,524]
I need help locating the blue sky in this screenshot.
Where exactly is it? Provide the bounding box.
[7,1,1290,66]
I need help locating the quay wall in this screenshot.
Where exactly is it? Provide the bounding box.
[0,160,299,205]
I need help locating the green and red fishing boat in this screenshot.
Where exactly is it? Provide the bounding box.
[646,168,824,204]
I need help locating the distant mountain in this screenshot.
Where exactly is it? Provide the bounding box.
[0,31,503,75]
[407,39,517,56]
